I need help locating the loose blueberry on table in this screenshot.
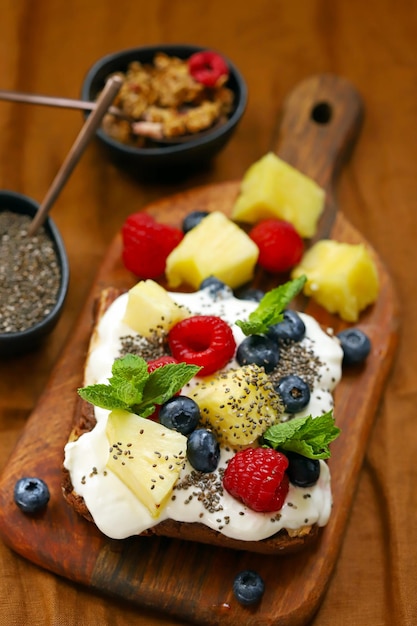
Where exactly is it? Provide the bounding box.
[14,477,50,514]
[233,570,265,606]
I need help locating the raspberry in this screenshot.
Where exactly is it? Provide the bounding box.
[249,219,304,273]
[188,51,229,88]
[168,315,236,376]
[147,356,179,420]
[147,355,178,372]
[121,212,183,279]
[223,447,289,512]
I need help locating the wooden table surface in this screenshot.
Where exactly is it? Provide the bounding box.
[0,1,416,624]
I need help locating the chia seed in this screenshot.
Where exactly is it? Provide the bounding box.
[0,211,61,333]
[268,340,323,392]
[174,468,225,514]
[119,331,168,359]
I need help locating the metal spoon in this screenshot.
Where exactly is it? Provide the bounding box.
[27,76,123,236]
[0,88,126,118]
[0,88,225,145]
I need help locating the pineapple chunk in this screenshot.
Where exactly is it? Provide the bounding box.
[190,364,282,446]
[105,410,187,517]
[291,239,379,322]
[122,279,189,337]
[231,152,325,238]
[165,211,259,290]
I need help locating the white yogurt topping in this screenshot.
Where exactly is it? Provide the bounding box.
[64,288,343,541]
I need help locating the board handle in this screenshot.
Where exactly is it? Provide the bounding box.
[272,74,363,240]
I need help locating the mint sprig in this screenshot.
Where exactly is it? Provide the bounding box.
[262,410,340,459]
[236,275,307,336]
[78,354,201,418]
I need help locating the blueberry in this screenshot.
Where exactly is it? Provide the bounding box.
[182,210,209,233]
[186,428,220,472]
[233,570,265,606]
[337,328,371,365]
[14,477,50,514]
[267,310,306,343]
[275,375,310,413]
[159,396,201,435]
[285,450,320,487]
[236,335,279,373]
[235,287,265,302]
[199,276,233,299]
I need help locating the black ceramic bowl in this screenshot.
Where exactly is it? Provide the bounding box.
[0,191,70,358]
[80,44,247,176]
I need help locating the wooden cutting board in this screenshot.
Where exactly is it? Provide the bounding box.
[0,75,399,626]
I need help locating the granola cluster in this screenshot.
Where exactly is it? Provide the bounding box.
[102,52,234,146]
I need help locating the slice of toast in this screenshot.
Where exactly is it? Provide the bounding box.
[62,286,321,555]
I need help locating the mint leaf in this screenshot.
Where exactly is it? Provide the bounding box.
[78,354,201,418]
[262,411,340,459]
[236,275,307,336]
[78,383,131,411]
[108,353,148,406]
[135,362,201,416]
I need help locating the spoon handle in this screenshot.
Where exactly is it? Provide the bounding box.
[27,76,123,236]
[0,88,124,118]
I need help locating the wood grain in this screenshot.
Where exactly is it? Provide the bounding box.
[0,75,399,625]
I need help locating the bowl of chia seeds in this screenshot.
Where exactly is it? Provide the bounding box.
[0,191,70,357]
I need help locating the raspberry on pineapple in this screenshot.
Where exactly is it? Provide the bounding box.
[223,447,289,512]
[122,212,183,279]
[249,218,304,273]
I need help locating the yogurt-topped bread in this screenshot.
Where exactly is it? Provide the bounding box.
[63,278,343,554]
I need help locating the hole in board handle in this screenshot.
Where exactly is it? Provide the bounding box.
[311,102,332,124]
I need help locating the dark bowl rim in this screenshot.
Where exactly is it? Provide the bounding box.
[80,43,248,157]
[0,190,70,344]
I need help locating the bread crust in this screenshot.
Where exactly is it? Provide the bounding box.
[62,286,320,554]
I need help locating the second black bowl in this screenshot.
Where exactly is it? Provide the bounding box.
[81,44,248,176]
[0,191,70,358]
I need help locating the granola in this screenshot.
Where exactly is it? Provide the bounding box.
[101,52,234,146]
